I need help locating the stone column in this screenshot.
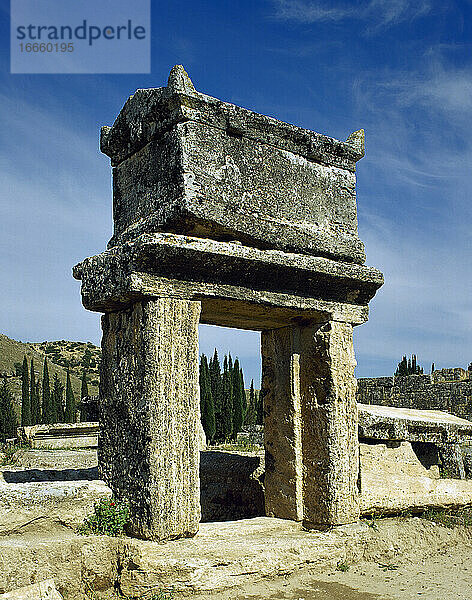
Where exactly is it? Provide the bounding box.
[261,326,303,521]
[99,297,201,541]
[262,320,360,529]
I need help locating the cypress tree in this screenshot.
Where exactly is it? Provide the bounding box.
[395,354,424,377]
[52,373,64,423]
[256,386,263,425]
[0,379,18,441]
[200,354,216,443]
[21,356,30,427]
[81,368,89,401]
[244,379,256,426]
[231,358,245,440]
[35,381,41,423]
[239,367,247,420]
[64,369,76,423]
[29,359,36,425]
[209,349,222,441]
[221,355,233,441]
[41,358,52,424]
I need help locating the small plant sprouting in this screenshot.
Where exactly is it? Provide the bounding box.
[364,515,379,531]
[78,498,130,536]
[336,560,350,572]
[148,590,175,600]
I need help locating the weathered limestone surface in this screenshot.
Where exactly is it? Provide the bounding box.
[2,516,472,599]
[357,370,472,422]
[0,536,118,599]
[358,403,472,479]
[262,326,303,521]
[0,479,110,534]
[73,232,383,327]
[262,321,359,528]
[99,298,201,540]
[102,66,366,263]
[360,441,472,515]
[0,580,63,600]
[301,321,360,527]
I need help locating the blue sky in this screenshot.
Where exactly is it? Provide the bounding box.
[2,0,472,386]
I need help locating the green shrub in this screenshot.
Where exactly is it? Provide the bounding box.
[1,443,19,466]
[78,498,129,536]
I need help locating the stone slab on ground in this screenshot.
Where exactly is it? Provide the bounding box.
[358,403,472,443]
[0,480,111,534]
[0,580,63,600]
[360,441,472,515]
[0,536,117,599]
[18,423,99,450]
[3,449,98,471]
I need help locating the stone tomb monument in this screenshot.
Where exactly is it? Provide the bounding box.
[73,65,384,541]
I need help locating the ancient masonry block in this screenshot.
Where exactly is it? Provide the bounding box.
[73,65,383,540]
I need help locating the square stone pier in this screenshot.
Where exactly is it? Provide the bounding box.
[73,65,383,541]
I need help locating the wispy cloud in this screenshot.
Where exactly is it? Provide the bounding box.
[272,0,433,29]
[351,54,472,375]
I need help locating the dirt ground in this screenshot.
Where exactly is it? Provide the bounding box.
[199,519,472,600]
[205,548,472,600]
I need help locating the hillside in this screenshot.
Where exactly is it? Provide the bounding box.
[0,334,99,415]
[29,340,100,387]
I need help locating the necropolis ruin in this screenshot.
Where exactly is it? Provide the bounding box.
[73,65,384,541]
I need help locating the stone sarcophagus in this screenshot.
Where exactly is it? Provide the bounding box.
[102,66,365,264]
[74,65,383,541]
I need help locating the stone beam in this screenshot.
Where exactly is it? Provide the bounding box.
[73,232,382,328]
[99,298,201,540]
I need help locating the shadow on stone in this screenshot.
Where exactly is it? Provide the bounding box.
[200,451,265,522]
[411,442,440,470]
[2,466,99,483]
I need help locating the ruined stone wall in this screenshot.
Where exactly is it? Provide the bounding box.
[357,371,472,421]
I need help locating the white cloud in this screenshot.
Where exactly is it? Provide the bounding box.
[272,0,433,29]
[351,57,472,375]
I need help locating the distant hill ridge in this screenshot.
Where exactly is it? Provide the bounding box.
[0,334,100,412]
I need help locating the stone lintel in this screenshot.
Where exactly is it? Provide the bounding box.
[73,233,382,328]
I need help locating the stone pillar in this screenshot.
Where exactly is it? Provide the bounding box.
[99,297,201,541]
[261,326,303,521]
[262,320,360,529]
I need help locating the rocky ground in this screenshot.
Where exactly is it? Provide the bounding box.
[1,448,472,599]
